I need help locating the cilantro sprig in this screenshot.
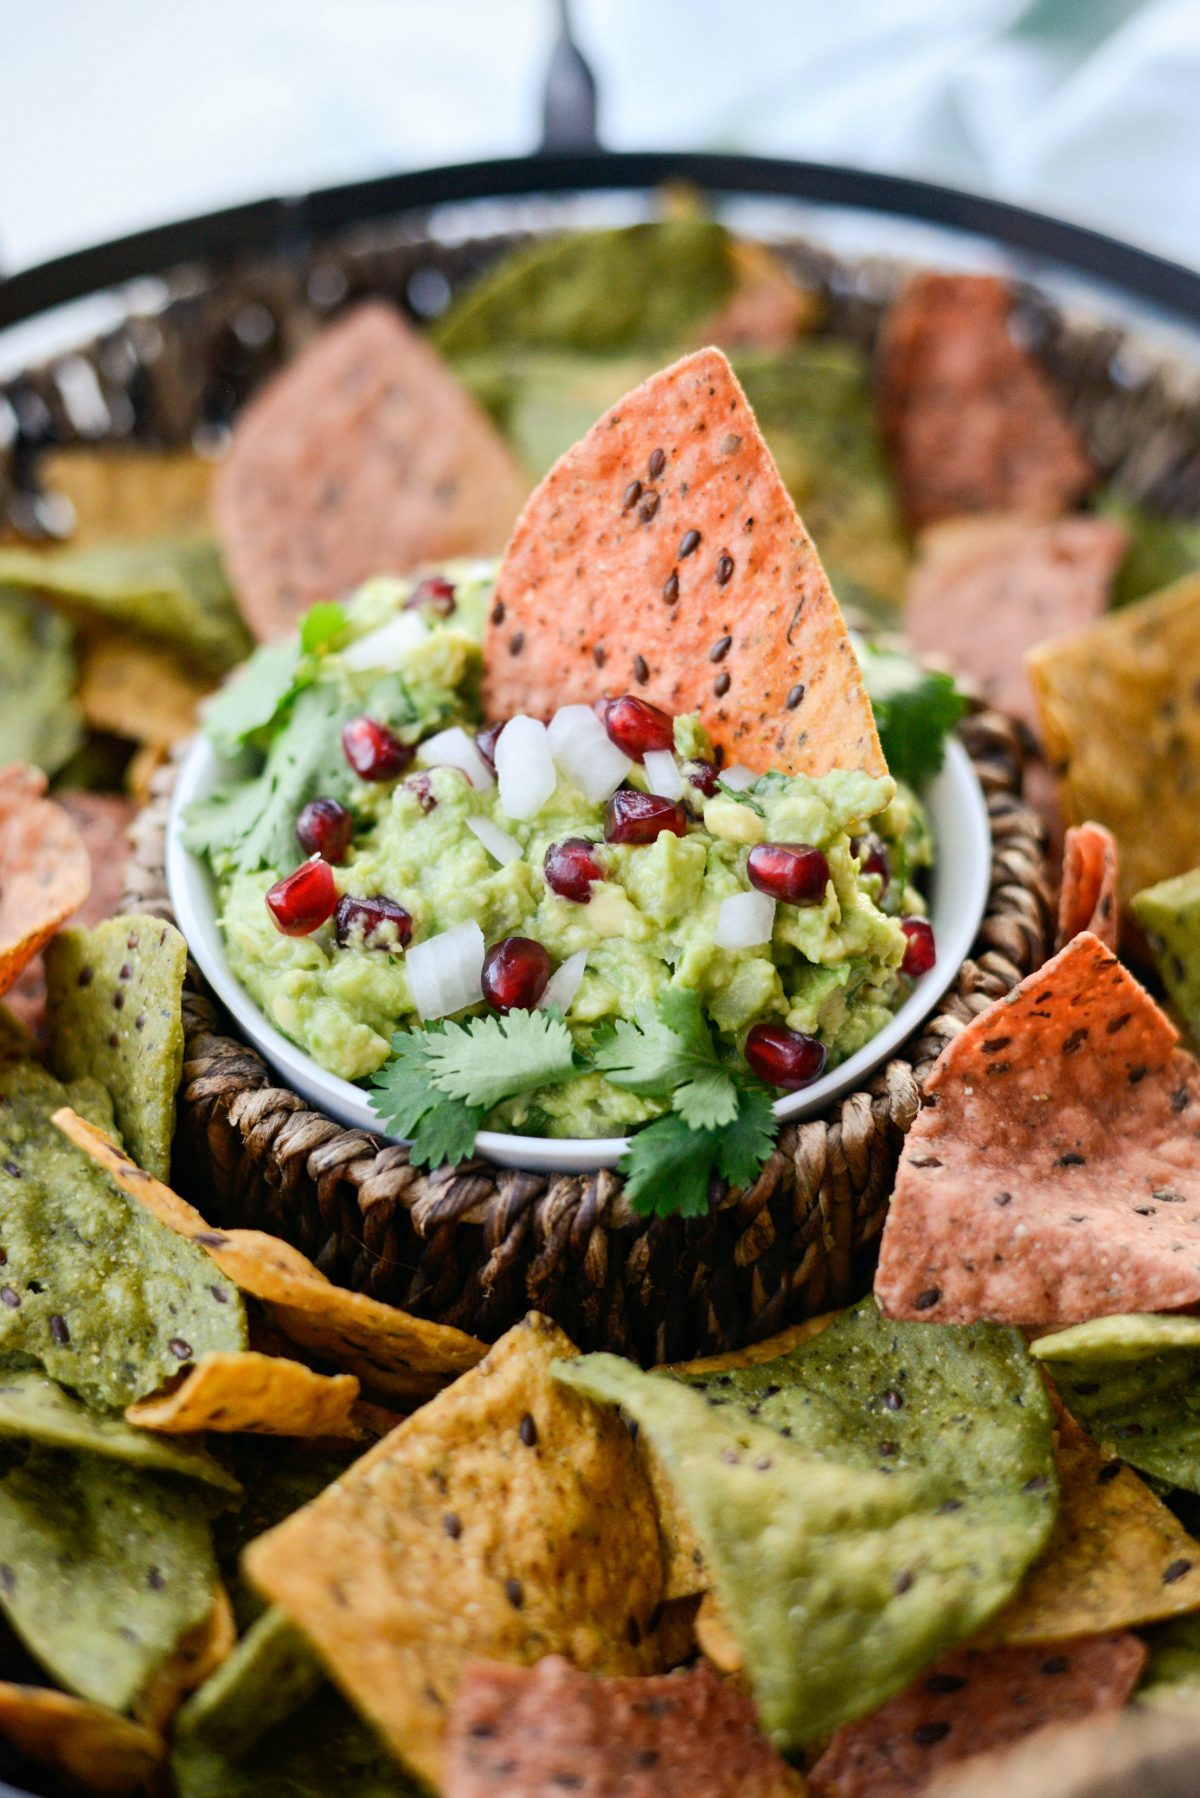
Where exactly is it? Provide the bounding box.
[858,641,966,790]
[369,989,782,1220]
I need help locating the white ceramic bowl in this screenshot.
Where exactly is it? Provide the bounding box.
[168,736,991,1174]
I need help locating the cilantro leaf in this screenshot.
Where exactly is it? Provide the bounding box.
[409,1097,486,1168]
[593,987,742,1129]
[618,1113,723,1219]
[202,641,301,755]
[421,1010,577,1110]
[368,1029,485,1167]
[673,1066,740,1132]
[299,599,349,656]
[858,642,966,789]
[716,1084,779,1187]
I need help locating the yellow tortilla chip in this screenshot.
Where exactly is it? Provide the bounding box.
[666,1312,837,1375]
[38,447,215,542]
[54,1109,487,1399]
[135,1583,235,1734]
[243,1314,669,1790]
[126,740,170,806]
[78,630,215,746]
[0,1683,163,1796]
[986,1409,1200,1646]
[1028,571,1200,906]
[125,1352,359,1438]
[0,765,91,997]
[695,1590,745,1674]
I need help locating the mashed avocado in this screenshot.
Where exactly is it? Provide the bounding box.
[193,568,931,1138]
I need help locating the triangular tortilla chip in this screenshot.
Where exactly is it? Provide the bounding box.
[54,1108,487,1399]
[243,1315,669,1789]
[905,513,1125,735]
[484,347,885,779]
[0,765,90,996]
[807,1634,1146,1798]
[78,628,215,746]
[1057,821,1119,950]
[0,1683,163,1796]
[135,1583,235,1735]
[213,301,527,641]
[38,446,215,542]
[986,1409,1200,1644]
[443,1655,804,1797]
[875,932,1200,1325]
[126,1351,360,1438]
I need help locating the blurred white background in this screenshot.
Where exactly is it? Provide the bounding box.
[2,0,1199,273]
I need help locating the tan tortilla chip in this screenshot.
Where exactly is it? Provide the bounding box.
[443,1655,803,1797]
[878,273,1094,530]
[0,764,91,997]
[905,513,1125,735]
[0,1683,163,1796]
[53,1108,486,1399]
[807,1634,1146,1798]
[1057,822,1119,951]
[695,1591,744,1674]
[78,630,215,746]
[243,1314,669,1789]
[213,301,527,641]
[875,931,1200,1326]
[135,1583,235,1734]
[1028,571,1200,907]
[484,347,885,779]
[987,1409,1200,1645]
[125,1351,359,1437]
[39,446,215,542]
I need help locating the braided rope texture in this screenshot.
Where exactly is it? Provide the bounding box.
[122,711,1050,1364]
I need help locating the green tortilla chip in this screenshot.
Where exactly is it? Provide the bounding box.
[1033,1314,1200,1494]
[215,1438,359,1631]
[0,592,82,776]
[46,914,188,1181]
[1137,1612,1200,1712]
[173,1680,414,1798]
[0,1367,238,1494]
[0,1447,219,1713]
[732,344,911,617]
[433,219,734,359]
[0,536,251,673]
[174,1607,324,1770]
[456,349,657,482]
[1097,490,1200,608]
[0,1057,247,1408]
[1132,866,1200,1046]
[555,1300,1057,1749]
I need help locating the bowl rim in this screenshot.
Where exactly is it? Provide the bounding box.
[166,731,991,1175]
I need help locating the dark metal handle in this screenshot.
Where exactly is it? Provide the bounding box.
[541,0,601,154]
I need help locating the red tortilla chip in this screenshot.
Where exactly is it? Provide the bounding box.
[905,514,1125,735]
[878,275,1094,530]
[484,347,885,779]
[1057,822,1119,951]
[5,791,135,1036]
[213,302,528,641]
[0,765,91,999]
[807,1634,1145,1798]
[443,1656,803,1797]
[875,931,1200,1326]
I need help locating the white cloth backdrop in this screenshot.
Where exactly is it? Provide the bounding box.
[1,0,1197,273]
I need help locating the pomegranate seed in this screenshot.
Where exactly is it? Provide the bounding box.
[334,894,413,952]
[404,772,438,813]
[474,721,505,773]
[604,790,688,845]
[405,575,457,617]
[900,917,936,978]
[295,797,352,863]
[342,716,412,781]
[851,833,891,894]
[747,843,830,907]
[686,759,721,798]
[482,937,553,1013]
[544,838,605,902]
[604,695,675,760]
[266,858,337,937]
[744,1022,827,1091]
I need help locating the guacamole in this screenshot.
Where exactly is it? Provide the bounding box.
[187,568,932,1140]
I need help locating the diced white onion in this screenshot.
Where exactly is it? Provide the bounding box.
[417,725,495,789]
[495,715,558,820]
[538,949,588,1015]
[405,921,485,1021]
[341,610,428,672]
[720,763,758,792]
[547,704,633,804]
[466,815,523,866]
[642,748,684,800]
[714,889,776,949]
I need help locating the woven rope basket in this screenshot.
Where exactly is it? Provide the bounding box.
[121,709,1050,1365]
